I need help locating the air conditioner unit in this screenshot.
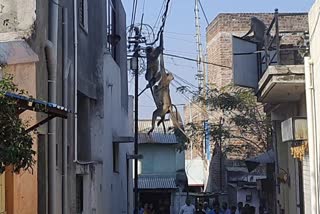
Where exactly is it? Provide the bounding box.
[281,117,307,142]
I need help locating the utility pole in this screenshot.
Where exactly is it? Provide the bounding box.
[195,0,209,163]
[219,117,224,191]
[129,27,141,214]
[194,0,204,95]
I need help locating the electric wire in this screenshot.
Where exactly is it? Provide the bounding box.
[165,36,197,44]
[132,0,138,27]
[147,0,171,45]
[153,0,166,31]
[171,81,209,117]
[164,53,232,69]
[127,53,231,69]
[129,0,138,38]
[199,0,209,26]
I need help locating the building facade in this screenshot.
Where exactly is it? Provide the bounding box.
[228,11,309,214]
[207,10,308,213]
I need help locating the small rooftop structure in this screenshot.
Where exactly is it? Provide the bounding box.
[138,119,178,144]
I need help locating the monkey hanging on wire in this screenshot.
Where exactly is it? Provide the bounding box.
[145,33,189,143]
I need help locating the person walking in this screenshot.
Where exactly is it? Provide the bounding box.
[143,203,150,214]
[202,202,211,214]
[209,204,224,214]
[230,206,237,214]
[179,198,196,214]
[222,202,231,214]
[235,202,243,214]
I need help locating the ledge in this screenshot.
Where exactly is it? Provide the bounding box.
[257,65,305,103]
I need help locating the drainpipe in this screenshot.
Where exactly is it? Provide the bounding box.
[62,8,69,214]
[46,40,57,214]
[73,0,78,162]
[47,0,59,212]
[304,57,319,214]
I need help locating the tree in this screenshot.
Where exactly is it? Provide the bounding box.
[181,85,270,158]
[0,75,35,173]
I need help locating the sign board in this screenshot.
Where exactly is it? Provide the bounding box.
[232,36,259,89]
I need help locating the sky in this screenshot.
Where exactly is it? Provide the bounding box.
[123,0,314,119]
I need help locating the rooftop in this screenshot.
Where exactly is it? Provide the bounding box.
[138,120,178,144]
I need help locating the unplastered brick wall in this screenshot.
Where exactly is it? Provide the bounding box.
[206,12,308,89]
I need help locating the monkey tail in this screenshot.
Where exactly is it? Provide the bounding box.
[169,105,189,142]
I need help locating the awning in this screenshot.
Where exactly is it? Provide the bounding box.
[138,175,177,189]
[4,92,70,132]
[245,150,275,172]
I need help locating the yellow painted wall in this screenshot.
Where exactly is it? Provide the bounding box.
[4,62,38,214]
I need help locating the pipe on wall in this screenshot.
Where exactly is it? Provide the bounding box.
[45,41,57,214]
[62,8,69,214]
[48,0,59,212]
[73,0,78,162]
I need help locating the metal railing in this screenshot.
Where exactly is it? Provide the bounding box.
[260,9,280,78]
[260,9,309,79]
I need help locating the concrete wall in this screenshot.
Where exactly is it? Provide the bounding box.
[305,1,320,213]
[85,54,133,213]
[0,0,36,40]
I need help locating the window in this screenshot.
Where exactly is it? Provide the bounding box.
[79,0,88,33]
[113,143,119,173]
[76,175,84,213]
[106,0,118,59]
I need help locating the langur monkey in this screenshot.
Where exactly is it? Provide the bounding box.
[148,53,189,141]
[242,17,269,47]
[148,71,174,134]
[145,32,164,89]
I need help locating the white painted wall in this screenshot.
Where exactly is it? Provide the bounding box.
[305,1,320,213]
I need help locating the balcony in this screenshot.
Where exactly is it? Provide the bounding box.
[232,9,308,104]
[257,64,305,103]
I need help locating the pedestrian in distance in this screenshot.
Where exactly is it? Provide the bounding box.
[202,202,211,214]
[230,206,237,214]
[143,203,150,214]
[179,198,196,214]
[197,203,206,214]
[138,203,144,214]
[235,202,243,214]
[149,203,156,214]
[209,203,224,214]
[222,202,231,214]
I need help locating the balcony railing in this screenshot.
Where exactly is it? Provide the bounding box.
[259,9,309,79]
